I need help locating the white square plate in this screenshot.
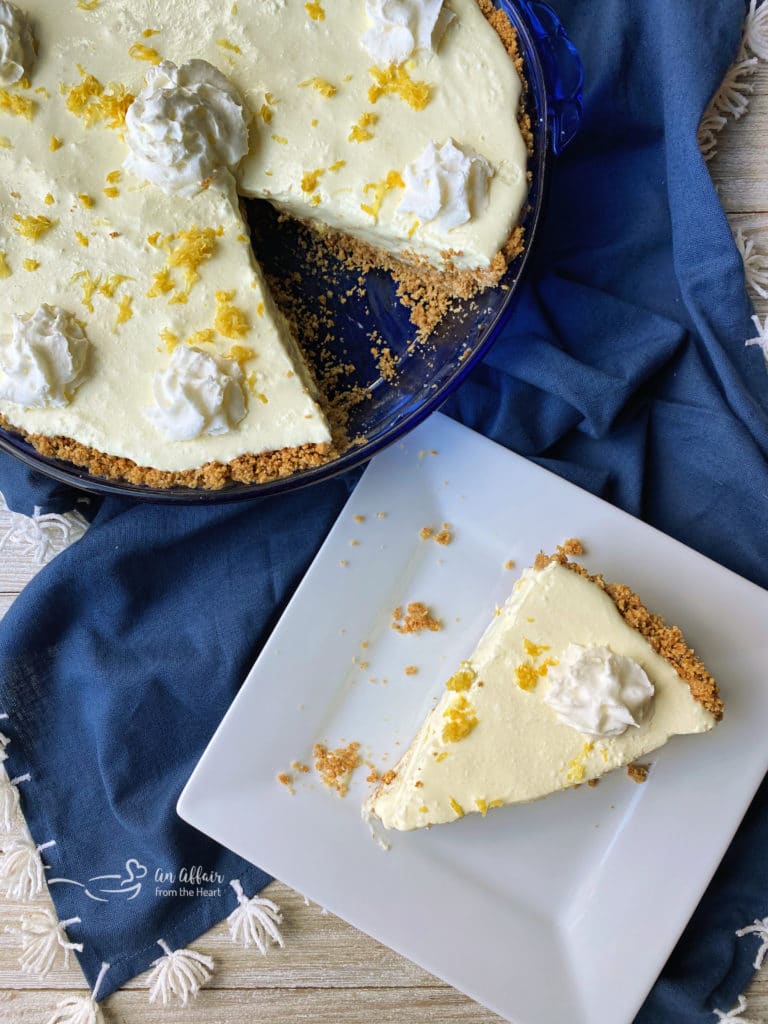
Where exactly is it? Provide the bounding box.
[178,413,768,1024]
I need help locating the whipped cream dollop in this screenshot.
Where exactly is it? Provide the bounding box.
[0,305,89,409]
[543,644,655,739]
[146,345,246,441]
[0,1,35,86]
[125,59,249,197]
[361,0,453,65]
[399,138,493,232]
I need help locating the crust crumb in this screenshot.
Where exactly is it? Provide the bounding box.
[290,760,310,774]
[277,772,294,794]
[392,601,442,634]
[312,741,361,797]
[404,665,418,676]
[587,778,600,788]
[380,769,397,785]
[627,763,650,784]
[435,524,452,546]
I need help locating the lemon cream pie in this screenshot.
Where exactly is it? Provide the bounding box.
[365,545,724,831]
[0,0,529,487]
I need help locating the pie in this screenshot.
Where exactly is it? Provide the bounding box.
[0,0,529,488]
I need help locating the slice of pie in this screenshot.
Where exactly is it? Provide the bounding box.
[364,543,723,831]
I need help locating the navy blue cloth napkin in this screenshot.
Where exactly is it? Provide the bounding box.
[2,0,768,1017]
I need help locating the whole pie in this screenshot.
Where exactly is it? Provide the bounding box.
[0,0,530,488]
[365,543,724,831]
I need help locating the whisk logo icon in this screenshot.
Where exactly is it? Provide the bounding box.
[48,858,147,903]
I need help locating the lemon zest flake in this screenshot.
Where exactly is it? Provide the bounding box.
[449,797,464,818]
[299,77,336,98]
[0,252,11,277]
[475,798,488,817]
[226,344,256,366]
[216,39,242,54]
[445,663,476,692]
[77,0,100,10]
[13,214,56,241]
[115,293,133,327]
[523,638,550,659]
[71,270,100,311]
[159,328,179,353]
[23,258,40,272]
[75,231,89,247]
[129,42,162,65]
[214,290,250,339]
[0,89,34,119]
[187,328,216,346]
[146,267,174,298]
[514,663,538,691]
[97,274,131,299]
[44,193,55,206]
[163,226,220,303]
[301,168,324,193]
[360,170,404,222]
[78,193,95,209]
[271,134,288,145]
[368,63,430,110]
[305,0,325,20]
[348,111,377,143]
[63,68,134,129]
[442,694,478,744]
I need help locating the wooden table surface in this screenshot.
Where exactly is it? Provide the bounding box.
[2,62,768,1024]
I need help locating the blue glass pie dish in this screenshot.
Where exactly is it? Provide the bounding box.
[0,0,583,503]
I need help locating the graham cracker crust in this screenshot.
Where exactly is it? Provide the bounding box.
[312,0,532,340]
[534,542,724,720]
[0,412,336,490]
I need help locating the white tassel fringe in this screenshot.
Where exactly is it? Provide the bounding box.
[227,879,285,953]
[735,227,768,299]
[0,769,29,832]
[13,908,83,976]
[0,715,10,762]
[147,939,214,1006]
[0,492,88,566]
[47,961,110,1024]
[714,994,754,1023]
[745,0,768,60]
[699,0,768,162]
[0,833,55,900]
[736,916,768,970]
[745,315,768,357]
